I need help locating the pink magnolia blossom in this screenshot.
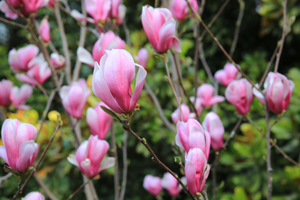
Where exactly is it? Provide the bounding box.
[203,112,224,150]
[196,84,225,107]
[137,48,149,69]
[67,135,115,178]
[0,79,13,107]
[50,53,65,69]
[171,0,198,21]
[60,79,91,119]
[16,54,51,86]
[171,104,195,125]
[21,0,44,16]
[115,4,126,25]
[6,0,21,7]
[110,0,121,19]
[141,6,181,53]
[225,78,253,115]
[176,119,210,160]
[214,63,241,87]
[143,175,162,196]
[10,84,32,109]
[77,31,126,68]
[0,1,18,19]
[185,148,210,195]
[84,0,111,23]
[9,44,39,72]
[161,173,183,196]
[39,17,50,43]
[23,192,45,200]
[92,49,147,114]
[253,72,294,114]
[86,102,113,139]
[71,9,95,24]
[0,119,39,172]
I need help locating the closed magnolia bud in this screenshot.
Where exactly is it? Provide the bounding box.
[86,102,113,139]
[50,53,65,69]
[176,119,210,160]
[115,4,126,25]
[0,1,18,19]
[0,79,13,107]
[39,17,50,43]
[225,78,253,115]
[203,112,224,150]
[171,0,198,21]
[67,135,115,178]
[0,119,39,172]
[110,0,121,19]
[92,49,147,114]
[161,173,183,196]
[9,44,39,72]
[22,0,44,16]
[143,175,163,196]
[185,148,210,195]
[253,72,294,114]
[137,48,149,69]
[214,63,241,87]
[60,79,91,119]
[5,0,21,7]
[196,84,225,107]
[171,104,195,125]
[10,84,32,109]
[23,192,45,200]
[141,6,181,53]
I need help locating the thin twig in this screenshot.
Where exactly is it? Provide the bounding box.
[198,43,214,83]
[48,41,59,54]
[0,172,12,187]
[223,117,243,148]
[73,0,87,81]
[194,21,200,99]
[111,124,120,200]
[34,174,59,200]
[13,176,23,199]
[54,1,71,84]
[119,131,128,200]
[144,82,176,133]
[0,17,27,29]
[123,21,132,49]
[67,179,91,200]
[229,0,244,57]
[186,0,262,93]
[274,0,287,73]
[212,79,218,113]
[13,124,61,200]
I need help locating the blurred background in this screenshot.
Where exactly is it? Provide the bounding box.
[1,0,300,199]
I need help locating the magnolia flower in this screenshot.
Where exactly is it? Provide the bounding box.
[67,135,115,178]
[171,0,198,21]
[0,1,18,19]
[39,17,50,43]
[115,4,126,25]
[214,63,241,87]
[176,119,210,160]
[161,173,184,196]
[171,104,195,125]
[225,78,253,115]
[60,79,91,119]
[92,49,147,114]
[109,0,121,19]
[253,72,294,114]
[5,0,21,7]
[10,84,32,109]
[0,79,13,107]
[50,53,65,69]
[84,0,111,23]
[141,6,181,53]
[143,175,163,196]
[137,48,149,69]
[203,112,225,150]
[0,119,39,172]
[22,192,45,200]
[22,0,44,16]
[195,84,225,107]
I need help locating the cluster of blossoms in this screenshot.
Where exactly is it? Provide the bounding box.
[143,173,186,197]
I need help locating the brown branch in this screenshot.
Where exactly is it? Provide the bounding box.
[111,124,120,200]
[119,131,128,200]
[67,179,91,200]
[194,21,200,98]
[0,17,27,29]
[0,173,13,187]
[198,43,214,83]
[34,174,59,200]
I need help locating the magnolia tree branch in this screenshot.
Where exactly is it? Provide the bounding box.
[274,0,287,73]
[193,21,200,98]
[33,174,59,200]
[259,45,279,86]
[110,124,120,200]
[198,43,214,83]
[229,0,244,57]
[119,131,128,200]
[0,17,27,29]
[0,173,13,187]
[67,179,91,200]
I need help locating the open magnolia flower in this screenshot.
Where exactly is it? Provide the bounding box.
[92,49,147,114]
[171,104,195,125]
[143,175,163,196]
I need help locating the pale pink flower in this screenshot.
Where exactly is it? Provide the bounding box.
[23,192,45,200]
[253,72,294,114]
[0,1,18,19]
[161,173,183,196]
[214,63,241,86]
[137,48,149,69]
[9,44,39,72]
[0,79,13,107]
[84,0,111,23]
[0,119,39,172]
[176,119,210,160]
[143,175,162,196]
[171,0,198,21]
[141,6,181,53]
[60,79,91,119]
[86,102,113,139]
[171,104,195,125]
[67,135,115,178]
[196,84,225,107]
[10,84,32,109]
[203,112,224,150]
[185,148,210,195]
[92,49,147,114]
[115,4,126,25]
[39,17,50,43]
[50,53,65,69]
[225,78,253,115]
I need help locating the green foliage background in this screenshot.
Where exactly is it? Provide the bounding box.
[0,0,300,199]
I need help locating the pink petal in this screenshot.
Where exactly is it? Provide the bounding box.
[0,146,8,164]
[98,157,115,172]
[185,160,197,195]
[16,140,36,172]
[77,47,95,67]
